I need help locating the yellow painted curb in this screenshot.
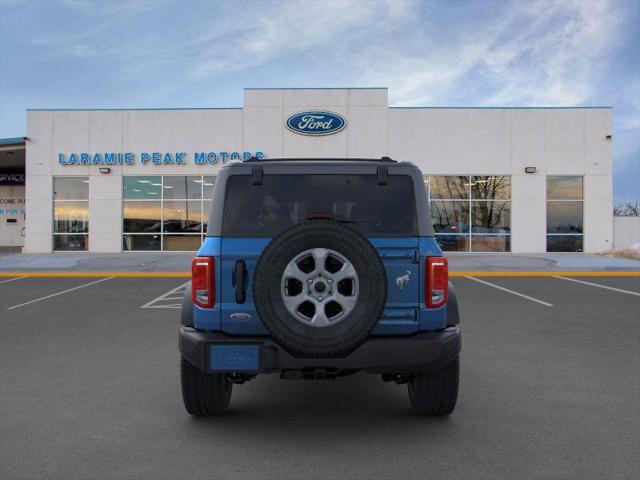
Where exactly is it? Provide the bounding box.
[449,271,640,277]
[0,271,638,278]
[0,272,191,278]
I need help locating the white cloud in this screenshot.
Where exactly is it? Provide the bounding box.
[11,0,636,111]
[187,0,407,79]
[358,0,624,107]
[481,0,622,106]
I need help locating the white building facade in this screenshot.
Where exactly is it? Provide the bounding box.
[22,88,613,253]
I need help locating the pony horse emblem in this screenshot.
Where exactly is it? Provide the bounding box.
[395,270,411,290]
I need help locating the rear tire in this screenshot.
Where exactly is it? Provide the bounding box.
[408,357,459,416]
[181,357,232,416]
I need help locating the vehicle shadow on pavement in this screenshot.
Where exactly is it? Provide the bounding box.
[182,372,457,434]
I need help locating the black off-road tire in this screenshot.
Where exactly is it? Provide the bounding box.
[253,220,387,357]
[181,357,232,416]
[408,356,459,416]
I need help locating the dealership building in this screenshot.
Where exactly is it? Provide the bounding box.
[0,88,615,253]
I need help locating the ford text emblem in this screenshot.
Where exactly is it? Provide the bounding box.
[286,111,346,136]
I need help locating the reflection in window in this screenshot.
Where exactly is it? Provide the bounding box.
[54,234,87,251]
[123,234,161,251]
[162,176,203,200]
[472,235,510,252]
[547,235,583,252]
[162,201,202,233]
[429,176,469,199]
[123,176,161,199]
[547,176,583,200]
[471,176,511,200]
[427,175,511,252]
[471,201,510,233]
[435,234,470,252]
[122,175,215,251]
[54,177,89,200]
[123,201,161,232]
[202,201,212,231]
[203,177,216,199]
[546,176,583,252]
[163,234,202,251]
[53,177,89,251]
[54,202,89,233]
[547,202,583,233]
[430,201,469,234]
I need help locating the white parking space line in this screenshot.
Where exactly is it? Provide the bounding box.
[554,276,640,297]
[465,276,554,307]
[0,276,26,285]
[6,277,114,310]
[141,282,190,309]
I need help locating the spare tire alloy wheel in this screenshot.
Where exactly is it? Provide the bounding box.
[253,220,387,357]
[281,248,359,327]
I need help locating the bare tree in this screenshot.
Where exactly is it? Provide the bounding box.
[613,201,639,216]
[471,176,510,231]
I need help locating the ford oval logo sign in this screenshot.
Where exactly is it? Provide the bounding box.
[286,111,346,136]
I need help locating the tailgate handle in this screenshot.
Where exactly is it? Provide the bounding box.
[233,261,247,304]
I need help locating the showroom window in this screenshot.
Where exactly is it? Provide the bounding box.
[122,175,215,251]
[546,176,583,252]
[426,175,511,252]
[53,177,89,251]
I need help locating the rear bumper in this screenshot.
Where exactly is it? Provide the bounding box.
[179,326,461,374]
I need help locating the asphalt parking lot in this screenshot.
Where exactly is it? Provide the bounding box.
[1,274,639,480]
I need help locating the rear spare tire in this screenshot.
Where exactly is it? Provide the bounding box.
[253,220,386,356]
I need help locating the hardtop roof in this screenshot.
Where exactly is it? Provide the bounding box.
[226,157,417,168]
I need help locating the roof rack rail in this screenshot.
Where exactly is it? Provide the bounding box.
[243,157,397,163]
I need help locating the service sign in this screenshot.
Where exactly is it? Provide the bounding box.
[286,111,346,136]
[0,173,25,185]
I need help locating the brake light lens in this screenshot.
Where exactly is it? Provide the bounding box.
[192,257,214,308]
[426,257,448,308]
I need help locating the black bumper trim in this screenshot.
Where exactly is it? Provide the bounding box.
[179,327,461,374]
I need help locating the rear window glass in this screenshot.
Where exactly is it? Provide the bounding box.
[222,174,417,237]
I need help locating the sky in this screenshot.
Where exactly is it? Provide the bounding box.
[0,0,638,203]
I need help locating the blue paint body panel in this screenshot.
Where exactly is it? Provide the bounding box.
[219,238,271,335]
[198,236,222,256]
[210,344,260,371]
[193,235,447,335]
[368,237,419,335]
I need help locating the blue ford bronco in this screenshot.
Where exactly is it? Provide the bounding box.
[179,158,461,416]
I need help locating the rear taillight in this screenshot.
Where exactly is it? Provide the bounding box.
[426,257,448,308]
[192,257,214,308]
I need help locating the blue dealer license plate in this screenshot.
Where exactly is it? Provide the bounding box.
[209,344,260,371]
